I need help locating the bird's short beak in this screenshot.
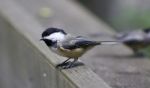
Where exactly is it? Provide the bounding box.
[40,38,44,41]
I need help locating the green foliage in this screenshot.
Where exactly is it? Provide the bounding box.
[141,47,150,57]
[112,7,150,31]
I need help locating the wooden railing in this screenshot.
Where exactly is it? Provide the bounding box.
[0,0,112,88]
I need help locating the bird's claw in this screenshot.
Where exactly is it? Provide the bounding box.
[56,62,68,68]
[56,61,74,69]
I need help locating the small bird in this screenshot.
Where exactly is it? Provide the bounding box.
[115,28,150,56]
[40,28,118,69]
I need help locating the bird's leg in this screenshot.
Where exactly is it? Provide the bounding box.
[63,58,78,69]
[56,58,71,68]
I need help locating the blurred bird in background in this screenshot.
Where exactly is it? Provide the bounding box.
[88,28,150,57]
[114,28,150,56]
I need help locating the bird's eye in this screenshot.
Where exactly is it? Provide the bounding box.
[42,39,53,46]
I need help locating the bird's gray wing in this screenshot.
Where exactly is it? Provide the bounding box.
[61,36,100,50]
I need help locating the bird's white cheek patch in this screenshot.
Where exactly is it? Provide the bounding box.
[44,32,65,41]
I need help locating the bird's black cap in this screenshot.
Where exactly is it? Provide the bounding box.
[143,28,150,33]
[42,28,67,37]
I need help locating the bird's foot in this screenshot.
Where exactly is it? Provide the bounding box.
[62,63,74,69]
[56,61,84,69]
[56,61,74,69]
[56,61,70,68]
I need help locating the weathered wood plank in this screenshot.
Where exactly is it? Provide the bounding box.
[0,0,111,88]
[1,0,150,88]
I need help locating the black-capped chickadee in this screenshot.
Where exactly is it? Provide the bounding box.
[115,28,150,56]
[40,28,118,69]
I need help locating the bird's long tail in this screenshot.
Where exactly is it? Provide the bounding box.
[97,41,120,45]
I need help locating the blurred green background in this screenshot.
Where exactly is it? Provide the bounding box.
[78,0,150,57]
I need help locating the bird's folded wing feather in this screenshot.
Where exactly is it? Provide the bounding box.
[61,36,100,50]
[61,36,118,50]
